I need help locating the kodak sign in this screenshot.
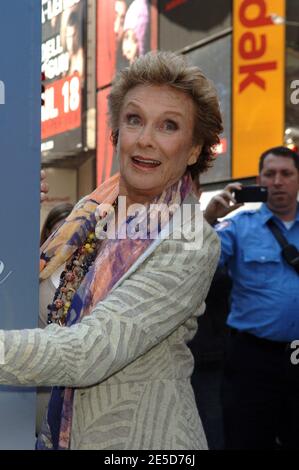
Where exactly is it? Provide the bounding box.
[233,0,285,178]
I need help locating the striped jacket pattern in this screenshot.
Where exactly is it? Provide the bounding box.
[0,199,220,449]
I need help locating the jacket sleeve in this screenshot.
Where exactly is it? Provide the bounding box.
[0,223,220,388]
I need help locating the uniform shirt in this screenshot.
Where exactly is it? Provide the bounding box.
[215,203,299,342]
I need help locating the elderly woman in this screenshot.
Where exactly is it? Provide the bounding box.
[0,51,222,450]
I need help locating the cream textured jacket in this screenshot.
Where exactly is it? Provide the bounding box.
[0,197,220,449]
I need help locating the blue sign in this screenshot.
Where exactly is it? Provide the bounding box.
[0,0,41,449]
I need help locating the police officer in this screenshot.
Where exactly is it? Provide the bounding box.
[204,146,299,449]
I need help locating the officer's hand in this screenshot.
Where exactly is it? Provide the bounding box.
[40,170,49,203]
[204,182,243,225]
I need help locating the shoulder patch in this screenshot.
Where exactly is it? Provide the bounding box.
[215,220,231,231]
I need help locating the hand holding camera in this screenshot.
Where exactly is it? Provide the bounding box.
[204,183,268,225]
[234,185,268,203]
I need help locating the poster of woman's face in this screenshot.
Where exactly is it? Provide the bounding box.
[114,0,150,69]
[96,0,155,186]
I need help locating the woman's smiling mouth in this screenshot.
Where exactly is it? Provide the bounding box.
[131,155,162,169]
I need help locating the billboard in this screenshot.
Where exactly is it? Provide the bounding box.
[41,0,86,158]
[232,0,285,178]
[97,0,157,88]
[285,0,299,150]
[159,0,231,52]
[96,0,158,185]
[0,0,41,449]
[188,35,232,184]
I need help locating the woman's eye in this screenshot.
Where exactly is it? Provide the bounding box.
[162,120,178,131]
[126,114,141,126]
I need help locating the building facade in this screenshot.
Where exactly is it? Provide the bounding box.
[41,0,299,219]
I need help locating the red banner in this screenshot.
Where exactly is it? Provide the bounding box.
[41,73,81,139]
[96,0,158,185]
[96,89,114,185]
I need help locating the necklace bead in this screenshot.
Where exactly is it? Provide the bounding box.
[47,230,99,325]
[47,198,118,326]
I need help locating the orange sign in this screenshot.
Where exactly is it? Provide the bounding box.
[233,0,285,178]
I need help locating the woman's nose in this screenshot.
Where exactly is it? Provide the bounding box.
[136,124,154,147]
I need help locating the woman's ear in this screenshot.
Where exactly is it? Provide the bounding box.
[112,129,119,148]
[188,144,202,166]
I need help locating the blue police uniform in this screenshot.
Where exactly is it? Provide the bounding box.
[215,203,299,342]
[214,203,299,449]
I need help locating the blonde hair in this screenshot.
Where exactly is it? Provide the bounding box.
[108,50,223,177]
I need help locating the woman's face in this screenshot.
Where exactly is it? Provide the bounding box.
[114,0,127,42]
[66,25,76,53]
[117,84,200,203]
[122,29,139,64]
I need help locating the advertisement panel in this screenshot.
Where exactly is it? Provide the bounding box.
[97,0,157,88]
[0,0,41,449]
[159,0,231,52]
[96,0,158,185]
[41,0,86,158]
[188,35,232,183]
[233,0,285,178]
[285,0,299,150]
[97,89,116,185]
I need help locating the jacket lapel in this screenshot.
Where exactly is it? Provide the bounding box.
[111,193,201,292]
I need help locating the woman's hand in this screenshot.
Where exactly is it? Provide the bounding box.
[204,182,243,225]
[40,170,49,203]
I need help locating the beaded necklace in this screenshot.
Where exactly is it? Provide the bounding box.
[47,199,118,326]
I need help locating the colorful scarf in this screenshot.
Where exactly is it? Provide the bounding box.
[36,172,192,450]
